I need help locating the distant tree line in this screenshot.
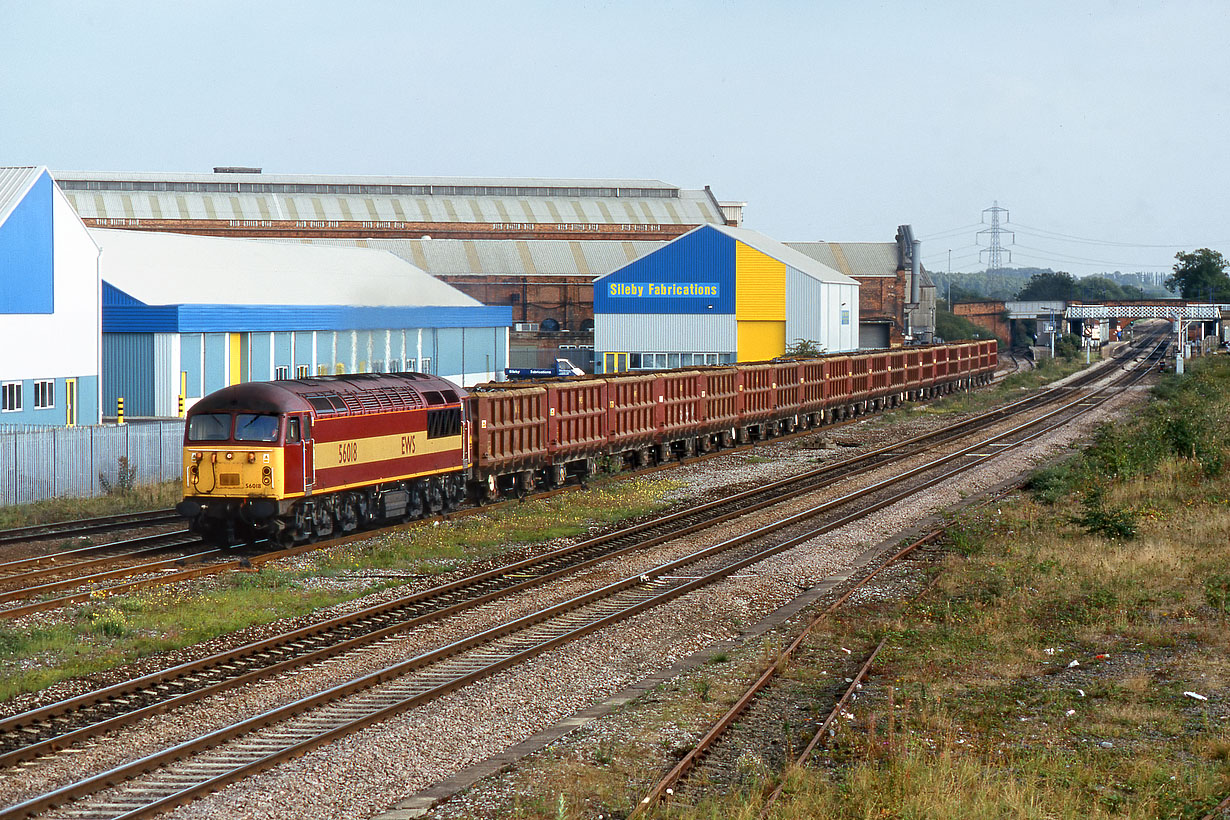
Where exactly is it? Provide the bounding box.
[931,256,1224,306]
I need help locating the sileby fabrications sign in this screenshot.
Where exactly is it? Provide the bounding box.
[608,283,720,298]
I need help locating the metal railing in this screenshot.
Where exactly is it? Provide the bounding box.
[0,421,184,507]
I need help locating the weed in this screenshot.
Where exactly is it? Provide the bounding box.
[1204,574,1230,614]
[692,676,712,702]
[99,456,138,495]
[1072,487,1138,540]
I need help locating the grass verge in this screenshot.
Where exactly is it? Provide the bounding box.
[0,477,675,704]
[0,482,183,530]
[649,358,1230,819]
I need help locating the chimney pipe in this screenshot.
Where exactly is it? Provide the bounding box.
[911,239,921,306]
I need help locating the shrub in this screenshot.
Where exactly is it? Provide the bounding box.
[99,456,138,495]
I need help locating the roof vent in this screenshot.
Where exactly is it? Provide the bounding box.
[213,166,262,174]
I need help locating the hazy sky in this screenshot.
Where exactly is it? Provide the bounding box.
[3,1,1227,276]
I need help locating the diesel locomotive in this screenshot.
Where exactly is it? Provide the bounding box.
[176,341,997,544]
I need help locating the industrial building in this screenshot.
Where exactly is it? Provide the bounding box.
[54,170,730,241]
[0,166,101,426]
[593,224,859,371]
[787,225,935,347]
[53,169,737,374]
[95,229,511,418]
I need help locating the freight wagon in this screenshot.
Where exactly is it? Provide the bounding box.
[178,341,996,543]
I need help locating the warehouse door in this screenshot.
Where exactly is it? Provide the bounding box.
[603,352,629,373]
[65,379,77,427]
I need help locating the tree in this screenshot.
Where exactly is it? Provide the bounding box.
[1016,271,1076,301]
[1075,276,1144,301]
[1166,248,1230,301]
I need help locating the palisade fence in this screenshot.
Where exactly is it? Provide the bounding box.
[0,421,185,507]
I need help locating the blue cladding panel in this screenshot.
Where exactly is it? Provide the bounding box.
[0,375,99,426]
[0,172,54,314]
[274,332,292,370]
[250,333,271,381]
[203,334,227,394]
[102,282,144,307]
[436,328,462,377]
[103,334,155,416]
[294,331,313,368]
[593,225,734,315]
[102,302,513,333]
[181,334,202,398]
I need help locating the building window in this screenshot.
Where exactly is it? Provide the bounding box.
[275,366,289,380]
[371,360,385,373]
[316,365,329,376]
[34,380,54,408]
[2,382,22,412]
[296,365,310,379]
[420,357,432,374]
[389,359,401,372]
[404,358,417,372]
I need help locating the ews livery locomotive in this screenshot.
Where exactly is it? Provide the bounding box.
[176,373,468,544]
[177,341,996,543]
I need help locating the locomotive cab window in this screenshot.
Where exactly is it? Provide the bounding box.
[234,413,281,442]
[188,413,231,441]
[286,417,301,443]
[426,407,461,439]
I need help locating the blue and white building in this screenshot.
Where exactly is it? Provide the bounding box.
[0,166,101,426]
[95,228,512,417]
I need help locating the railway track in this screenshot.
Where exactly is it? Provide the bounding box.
[0,511,180,548]
[0,341,1163,820]
[0,336,1148,620]
[631,341,1167,815]
[0,337,1153,769]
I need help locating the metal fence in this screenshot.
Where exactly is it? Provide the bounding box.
[0,421,184,507]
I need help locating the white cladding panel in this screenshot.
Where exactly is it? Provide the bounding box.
[784,268,859,353]
[0,188,100,381]
[595,313,736,354]
[153,333,180,417]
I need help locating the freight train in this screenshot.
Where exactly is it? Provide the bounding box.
[176,341,997,544]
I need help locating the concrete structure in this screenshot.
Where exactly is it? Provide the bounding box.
[593,225,859,372]
[0,166,101,426]
[95,229,511,417]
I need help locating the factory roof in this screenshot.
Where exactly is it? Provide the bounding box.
[715,226,858,286]
[91,228,481,308]
[54,170,726,226]
[0,166,43,227]
[281,238,666,278]
[785,241,902,279]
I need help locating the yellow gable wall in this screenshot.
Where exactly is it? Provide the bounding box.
[735,242,786,361]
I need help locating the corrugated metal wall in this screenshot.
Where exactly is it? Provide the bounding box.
[153,333,179,416]
[102,333,155,416]
[181,334,202,398]
[595,314,736,354]
[0,421,184,506]
[735,242,786,362]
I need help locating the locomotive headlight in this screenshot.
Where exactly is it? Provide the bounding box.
[189,466,199,483]
[261,466,272,485]
[225,452,234,461]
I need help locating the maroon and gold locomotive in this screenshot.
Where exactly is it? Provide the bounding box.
[176,373,469,543]
[178,341,998,543]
